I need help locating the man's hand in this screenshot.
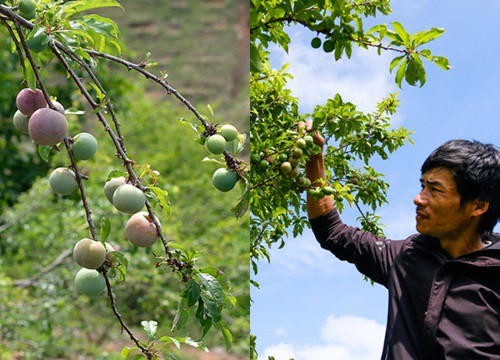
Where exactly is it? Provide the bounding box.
[298,119,325,149]
[298,120,335,218]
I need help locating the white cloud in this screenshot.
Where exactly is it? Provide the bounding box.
[269,232,351,276]
[272,32,397,114]
[260,315,385,360]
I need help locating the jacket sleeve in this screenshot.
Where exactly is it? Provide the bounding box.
[310,209,407,287]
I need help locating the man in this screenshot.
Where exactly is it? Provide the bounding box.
[303,122,500,359]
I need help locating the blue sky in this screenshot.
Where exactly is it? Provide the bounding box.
[251,1,500,359]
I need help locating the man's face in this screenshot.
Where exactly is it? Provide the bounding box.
[413,167,477,239]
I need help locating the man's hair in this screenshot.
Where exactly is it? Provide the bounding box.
[421,139,500,235]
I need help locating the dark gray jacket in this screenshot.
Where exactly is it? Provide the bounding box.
[310,209,500,360]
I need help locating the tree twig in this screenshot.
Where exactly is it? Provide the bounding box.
[12,249,73,288]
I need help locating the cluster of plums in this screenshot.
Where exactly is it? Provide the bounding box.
[206,124,241,193]
[252,135,317,189]
[73,177,160,297]
[12,88,160,296]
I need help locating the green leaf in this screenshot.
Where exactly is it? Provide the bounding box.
[431,55,452,70]
[389,55,404,73]
[37,145,54,163]
[395,58,407,88]
[171,298,189,331]
[184,279,201,307]
[216,321,233,352]
[250,42,261,73]
[200,294,222,322]
[232,178,250,218]
[62,0,124,19]
[415,27,445,46]
[120,347,131,358]
[184,337,208,352]
[411,53,426,87]
[197,272,224,305]
[159,336,181,349]
[107,170,127,181]
[100,217,110,242]
[148,186,170,212]
[23,58,36,90]
[391,22,409,45]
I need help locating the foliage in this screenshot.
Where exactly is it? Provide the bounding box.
[250,0,450,278]
[0,0,248,358]
[249,3,450,357]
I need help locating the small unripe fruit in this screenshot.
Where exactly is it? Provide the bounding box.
[289,157,300,167]
[19,0,36,15]
[75,268,105,297]
[206,134,227,154]
[258,159,269,171]
[219,124,238,142]
[297,176,311,187]
[105,243,116,263]
[250,153,261,164]
[288,167,300,179]
[212,168,238,192]
[52,100,65,114]
[28,108,68,145]
[347,176,360,185]
[304,135,314,146]
[73,238,106,269]
[16,88,47,116]
[323,186,335,195]
[280,161,292,175]
[27,34,47,53]
[112,184,145,213]
[293,147,303,157]
[311,37,322,49]
[104,177,127,204]
[125,212,159,247]
[278,153,288,162]
[323,40,335,53]
[265,155,275,165]
[13,110,30,133]
[296,138,307,149]
[49,167,77,195]
[72,132,98,160]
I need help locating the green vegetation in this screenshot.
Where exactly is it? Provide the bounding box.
[0,0,249,359]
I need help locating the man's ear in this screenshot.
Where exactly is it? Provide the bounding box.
[472,200,489,217]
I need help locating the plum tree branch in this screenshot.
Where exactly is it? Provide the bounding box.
[12,249,73,288]
[102,267,155,359]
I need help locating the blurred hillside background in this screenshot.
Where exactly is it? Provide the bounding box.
[0,0,249,359]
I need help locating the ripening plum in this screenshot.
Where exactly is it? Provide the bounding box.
[49,167,77,195]
[52,100,65,114]
[112,184,145,213]
[73,238,106,269]
[280,161,292,175]
[13,110,30,133]
[28,108,68,145]
[19,0,36,16]
[206,134,227,155]
[74,268,106,297]
[72,132,98,161]
[16,88,47,116]
[105,243,116,263]
[219,124,238,142]
[27,33,48,53]
[103,177,127,204]
[125,211,159,247]
[212,168,238,192]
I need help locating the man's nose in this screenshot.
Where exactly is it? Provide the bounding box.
[413,191,427,207]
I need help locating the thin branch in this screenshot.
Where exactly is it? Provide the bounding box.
[13,249,73,288]
[102,268,155,359]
